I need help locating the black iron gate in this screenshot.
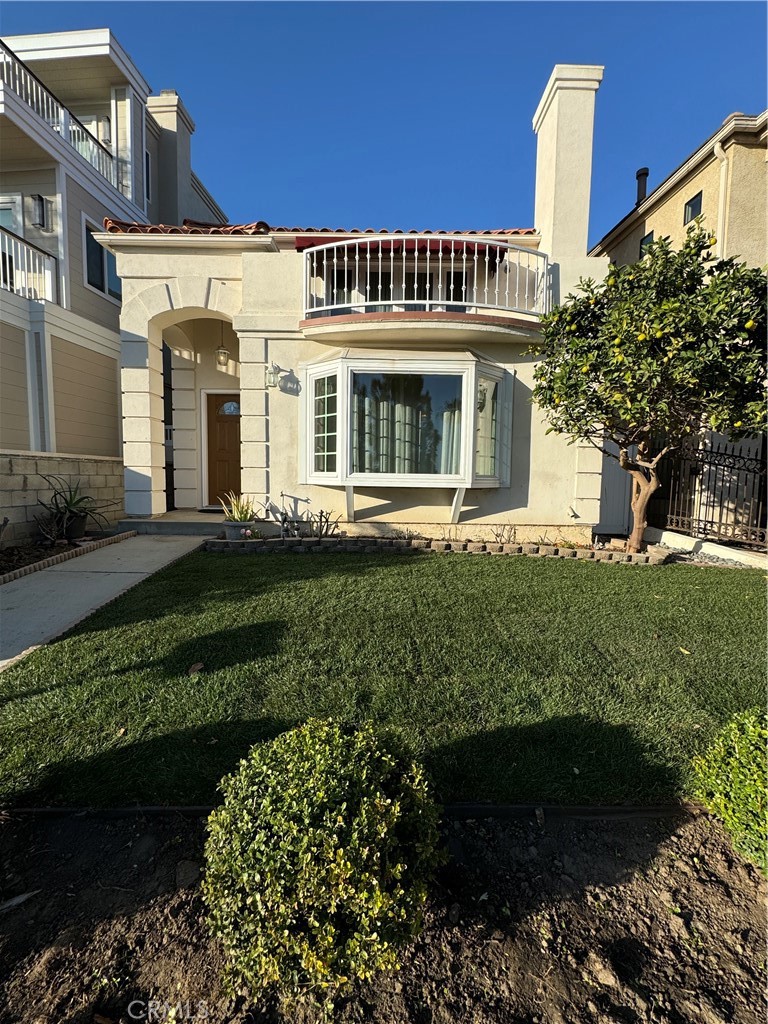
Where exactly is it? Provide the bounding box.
[657,436,767,550]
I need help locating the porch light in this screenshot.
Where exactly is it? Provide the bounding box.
[266,362,285,388]
[215,346,230,367]
[31,194,48,230]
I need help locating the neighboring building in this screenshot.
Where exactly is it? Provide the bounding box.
[0,29,226,541]
[590,110,767,268]
[591,111,767,547]
[97,65,611,542]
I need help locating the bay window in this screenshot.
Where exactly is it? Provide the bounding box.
[303,354,510,488]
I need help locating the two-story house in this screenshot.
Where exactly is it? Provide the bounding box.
[97,65,611,542]
[590,111,767,549]
[0,28,226,541]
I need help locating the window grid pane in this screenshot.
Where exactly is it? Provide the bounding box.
[313,374,338,473]
[475,377,498,476]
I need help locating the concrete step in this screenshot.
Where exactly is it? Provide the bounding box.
[116,518,222,537]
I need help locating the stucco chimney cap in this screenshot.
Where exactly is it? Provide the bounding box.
[533,64,605,134]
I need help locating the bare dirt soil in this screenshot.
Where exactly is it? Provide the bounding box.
[0,809,764,1024]
[0,545,59,576]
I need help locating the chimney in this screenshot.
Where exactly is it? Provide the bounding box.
[147,90,195,224]
[533,65,604,258]
[635,167,649,206]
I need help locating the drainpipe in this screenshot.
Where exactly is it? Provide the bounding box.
[713,142,728,258]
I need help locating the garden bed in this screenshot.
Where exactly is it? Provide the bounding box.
[0,809,764,1023]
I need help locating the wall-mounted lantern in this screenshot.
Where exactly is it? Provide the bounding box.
[31,194,48,230]
[266,362,285,388]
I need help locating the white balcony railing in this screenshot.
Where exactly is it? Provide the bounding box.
[0,39,117,187]
[303,235,549,320]
[0,227,57,302]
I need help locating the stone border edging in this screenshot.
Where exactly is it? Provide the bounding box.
[0,531,138,587]
[203,536,667,564]
[1,801,698,822]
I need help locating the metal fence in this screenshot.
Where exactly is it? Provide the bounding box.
[657,436,767,550]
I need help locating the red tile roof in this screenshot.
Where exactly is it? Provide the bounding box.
[103,218,536,237]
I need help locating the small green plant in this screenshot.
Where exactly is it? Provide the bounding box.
[203,719,444,1008]
[219,492,258,522]
[34,474,115,543]
[692,709,767,874]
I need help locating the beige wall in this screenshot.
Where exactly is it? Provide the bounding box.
[0,322,30,451]
[0,450,123,544]
[598,124,767,270]
[0,167,58,254]
[726,136,768,267]
[110,239,600,536]
[605,157,722,266]
[51,335,120,457]
[66,175,121,331]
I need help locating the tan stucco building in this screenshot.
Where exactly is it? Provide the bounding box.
[590,110,767,268]
[96,65,615,542]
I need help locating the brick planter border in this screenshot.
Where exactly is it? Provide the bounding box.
[202,536,665,564]
[0,531,138,587]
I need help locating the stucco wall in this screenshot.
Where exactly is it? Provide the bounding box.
[597,125,767,270]
[726,136,768,267]
[0,450,124,545]
[110,237,605,537]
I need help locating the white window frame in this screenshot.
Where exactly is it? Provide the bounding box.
[82,214,122,305]
[301,354,509,489]
[0,194,23,235]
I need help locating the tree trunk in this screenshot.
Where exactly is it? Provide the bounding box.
[619,445,662,553]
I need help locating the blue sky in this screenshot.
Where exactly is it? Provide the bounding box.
[1,2,765,247]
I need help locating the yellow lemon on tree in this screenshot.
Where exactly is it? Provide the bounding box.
[637,333,647,341]
[745,320,756,330]
[581,365,590,373]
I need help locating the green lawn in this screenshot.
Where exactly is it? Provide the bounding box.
[0,553,764,807]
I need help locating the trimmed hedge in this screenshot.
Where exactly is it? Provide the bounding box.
[693,709,767,874]
[203,720,444,1003]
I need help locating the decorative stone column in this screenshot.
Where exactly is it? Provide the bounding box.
[120,323,166,516]
[236,329,269,505]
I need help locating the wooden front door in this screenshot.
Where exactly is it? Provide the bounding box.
[207,393,241,506]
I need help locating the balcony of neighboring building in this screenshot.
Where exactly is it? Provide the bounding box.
[0,224,57,303]
[299,234,549,342]
[0,37,119,190]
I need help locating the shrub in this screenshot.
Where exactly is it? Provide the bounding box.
[203,719,444,1004]
[692,710,767,873]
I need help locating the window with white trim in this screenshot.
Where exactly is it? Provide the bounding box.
[85,223,121,300]
[303,355,509,488]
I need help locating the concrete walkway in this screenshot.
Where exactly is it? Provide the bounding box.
[0,535,206,670]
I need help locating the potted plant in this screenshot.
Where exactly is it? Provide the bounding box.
[34,475,116,545]
[219,491,260,541]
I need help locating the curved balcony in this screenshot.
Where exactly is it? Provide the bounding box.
[301,234,548,342]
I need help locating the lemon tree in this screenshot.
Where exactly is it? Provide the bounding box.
[531,224,766,551]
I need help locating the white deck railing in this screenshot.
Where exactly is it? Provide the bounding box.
[303,235,549,320]
[0,40,116,187]
[0,227,56,302]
